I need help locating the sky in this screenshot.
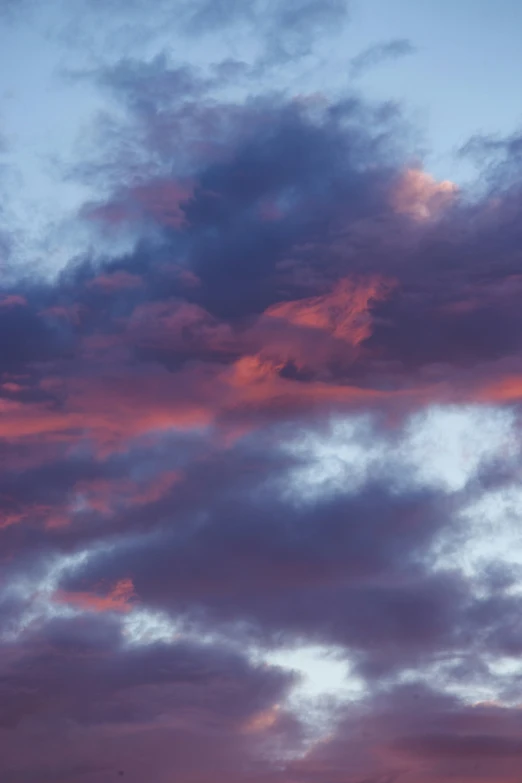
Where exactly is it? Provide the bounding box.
[2,1,522,781]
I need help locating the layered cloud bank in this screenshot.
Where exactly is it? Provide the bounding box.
[2,2,522,782]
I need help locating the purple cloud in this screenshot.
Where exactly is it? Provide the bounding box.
[2,14,522,783]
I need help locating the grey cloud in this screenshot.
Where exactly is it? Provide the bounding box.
[350,38,416,78]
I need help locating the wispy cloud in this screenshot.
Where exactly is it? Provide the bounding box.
[350,37,416,78]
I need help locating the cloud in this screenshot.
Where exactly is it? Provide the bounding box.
[390,168,458,220]
[174,0,351,63]
[350,38,417,78]
[0,614,300,781]
[288,684,522,782]
[459,130,522,192]
[4,26,522,783]
[56,460,461,653]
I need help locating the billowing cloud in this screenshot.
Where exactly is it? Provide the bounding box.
[0,614,300,782]
[2,6,522,782]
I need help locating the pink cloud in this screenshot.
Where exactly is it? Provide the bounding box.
[0,294,27,308]
[89,270,143,292]
[85,178,194,230]
[55,578,137,613]
[391,167,458,220]
[265,276,394,346]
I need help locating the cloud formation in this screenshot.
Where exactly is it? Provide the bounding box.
[350,38,417,78]
[2,4,522,782]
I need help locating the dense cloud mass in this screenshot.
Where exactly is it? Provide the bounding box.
[3,1,522,781]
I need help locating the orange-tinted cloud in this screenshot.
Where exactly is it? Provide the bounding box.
[56,578,136,613]
[477,374,522,403]
[265,276,393,346]
[391,167,458,220]
[242,704,281,734]
[0,369,213,449]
